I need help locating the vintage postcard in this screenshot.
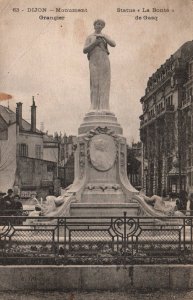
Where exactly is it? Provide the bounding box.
[1,0,193,295]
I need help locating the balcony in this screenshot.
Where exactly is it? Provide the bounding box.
[156,106,165,116]
[148,113,156,122]
[140,118,148,127]
[165,104,174,112]
[156,104,174,117]
[182,96,192,109]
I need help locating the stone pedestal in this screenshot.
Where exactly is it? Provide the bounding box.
[43,110,172,218]
[66,110,141,217]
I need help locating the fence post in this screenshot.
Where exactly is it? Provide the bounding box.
[123,211,127,266]
[191,217,193,258]
[183,218,186,251]
[56,218,60,256]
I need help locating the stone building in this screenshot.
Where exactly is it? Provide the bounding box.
[0,100,59,198]
[140,41,193,196]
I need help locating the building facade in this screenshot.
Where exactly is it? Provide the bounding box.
[140,41,193,196]
[0,100,61,199]
[0,99,78,198]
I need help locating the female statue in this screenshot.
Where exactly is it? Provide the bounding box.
[83,19,116,111]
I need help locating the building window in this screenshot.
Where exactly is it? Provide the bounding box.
[166,95,173,106]
[188,87,193,98]
[188,147,192,167]
[190,146,193,167]
[189,62,193,78]
[35,145,42,159]
[19,144,28,157]
[47,165,53,172]
[167,157,173,172]
[60,147,64,161]
[170,95,173,105]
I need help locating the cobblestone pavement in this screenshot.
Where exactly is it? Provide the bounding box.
[1,291,193,300]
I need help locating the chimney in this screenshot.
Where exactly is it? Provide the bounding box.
[16,102,23,130]
[31,96,36,133]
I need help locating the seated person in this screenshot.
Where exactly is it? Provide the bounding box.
[3,189,15,215]
[13,195,23,211]
[175,198,184,211]
[11,195,23,224]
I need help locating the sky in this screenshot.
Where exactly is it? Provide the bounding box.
[0,0,193,143]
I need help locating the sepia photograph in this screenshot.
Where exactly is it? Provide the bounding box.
[1,0,193,299]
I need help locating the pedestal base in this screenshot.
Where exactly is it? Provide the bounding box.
[78,111,123,135]
[70,202,140,217]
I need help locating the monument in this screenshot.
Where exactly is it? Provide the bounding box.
[42,20,180,218]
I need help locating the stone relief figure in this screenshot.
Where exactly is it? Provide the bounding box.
[92,139,110,170]
[141,192,184,216]
[83,19,116,111]
[41,196,64,216]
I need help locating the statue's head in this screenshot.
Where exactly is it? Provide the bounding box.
[93,19,105,33]
[94,139,107,152]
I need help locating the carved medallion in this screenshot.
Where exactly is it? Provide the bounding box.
[89,134,116,171]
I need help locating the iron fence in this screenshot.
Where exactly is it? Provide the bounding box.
[0,212,193,265]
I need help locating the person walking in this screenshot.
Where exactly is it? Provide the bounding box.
[187,193,193,216]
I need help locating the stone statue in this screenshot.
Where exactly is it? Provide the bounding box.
[141,193,184,216]
[41,196,64,216]
[83,19,116,111]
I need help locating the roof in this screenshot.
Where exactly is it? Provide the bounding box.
[173,40,193,61]
[0,105,16,125]
[0,105,41,133]
[43,134,59,143]
[141,40,193,102]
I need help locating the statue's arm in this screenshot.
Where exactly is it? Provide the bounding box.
[83,36,100,54]
[141,193,158,204]
[102,34,116,47]
[143,195,154,203]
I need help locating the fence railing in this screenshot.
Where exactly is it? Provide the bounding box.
[0,212,193,265]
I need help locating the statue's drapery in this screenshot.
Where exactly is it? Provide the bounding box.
[84,34,111,110]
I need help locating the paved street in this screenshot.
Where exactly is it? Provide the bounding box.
[1,291,193,300]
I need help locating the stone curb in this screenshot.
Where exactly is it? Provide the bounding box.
[0,265,192,291]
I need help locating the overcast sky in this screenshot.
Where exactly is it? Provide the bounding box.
[0,0,193,143]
